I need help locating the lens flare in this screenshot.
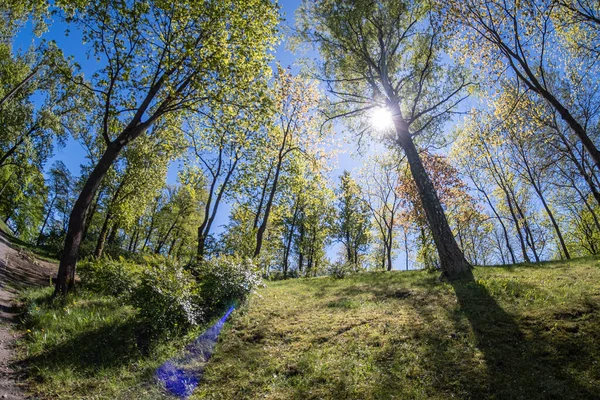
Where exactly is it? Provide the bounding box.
[155,306,235,398]
[371,107,394,132]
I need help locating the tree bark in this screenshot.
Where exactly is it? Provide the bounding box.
[37,196,55,246]
[196,154,239,263]
[254,151,285,257]
[94,212,112,259]
[253,163,273,231]
[511,190,540,263]
[403,228,409,271]
[282,201,299,279]
[530,181,570,259]
[393,115,470,279]
[107,221,119,246]
[55,142,124,296]
[477,184,516,264]
[0,66,40,110]
[168,237,177,256]
[541,88,600,170]
[82,189,102,244]
[298,221,304,273]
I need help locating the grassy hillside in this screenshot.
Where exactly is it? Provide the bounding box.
[197,258,600,399]
[17,257,600,399]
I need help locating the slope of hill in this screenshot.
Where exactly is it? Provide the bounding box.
[15,257,600,399]
[196,258,600,400]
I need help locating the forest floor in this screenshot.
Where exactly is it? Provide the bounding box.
[0,231,56,399]
[12,255,600,400]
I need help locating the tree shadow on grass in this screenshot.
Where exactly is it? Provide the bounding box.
[450,273,598,399]
[20,317,143,378]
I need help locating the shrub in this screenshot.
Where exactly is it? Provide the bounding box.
[130,258,202,338]
[78,257,139,296]
[327,261,353,279]
[194,256,263,317]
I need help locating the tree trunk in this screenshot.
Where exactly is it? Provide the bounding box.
[569,178,600,232]
[502,189,531,263]
[254,153,284,258]
[493,229,507,265]
[37,196,56,246]
[128,224,138,252]
[541,88,600,170]
[393,118,470,279]
[0,66,40,110]
[512,195,540,263]
[253,163,273,230]
[478,185,516,264]
[54,142,123,296]
[197,232,206,261]
[298,221,304,273]
[386,234,393,271]
[0,171,15,198]
[531,182,570,259]
[197,155,239,263]
[142,216,156,251]
[107,222,119,246]
[0,135,27,168]
[168,237,177,256]
[82,189,102,243]
[94,211,112,259]
[157,217,178,254]
[403,228,409,271]
[283,202,299,279]
[345,230,353,265]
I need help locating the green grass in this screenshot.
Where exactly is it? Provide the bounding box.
[196,257,600,400]
[17,288,194,399]
[16,257,600,399]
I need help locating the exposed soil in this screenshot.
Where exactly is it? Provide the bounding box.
[0,232,57,399]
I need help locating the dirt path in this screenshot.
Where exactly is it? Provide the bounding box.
[0,233,56,399]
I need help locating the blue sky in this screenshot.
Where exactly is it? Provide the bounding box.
[14,0,410,269]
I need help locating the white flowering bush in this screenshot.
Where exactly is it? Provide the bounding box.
[78,255,262,339]
[194,256,263,317]
[130,258,202,338]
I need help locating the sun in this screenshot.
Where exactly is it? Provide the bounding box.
[370,107,394,132]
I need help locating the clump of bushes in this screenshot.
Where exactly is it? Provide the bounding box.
[130,259,202,338]
[327,261,354,279]
[79,255,262,340]
[194,256,264,315]
[78,256,140,296]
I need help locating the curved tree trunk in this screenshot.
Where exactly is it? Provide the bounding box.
[54,142,123,296]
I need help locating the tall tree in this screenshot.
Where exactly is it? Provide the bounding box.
[253,66,328,258]
[297,0,472,278]
[37,160,72,246]
[185,91,269,262]
[451,0,600,170]
[54,0,279,295]
[361,153,402,271]
[335,171,371,269]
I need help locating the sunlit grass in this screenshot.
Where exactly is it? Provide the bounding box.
[15,256,600,399]
[196,257,600,399]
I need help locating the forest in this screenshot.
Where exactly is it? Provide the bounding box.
[0,0,599,399]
